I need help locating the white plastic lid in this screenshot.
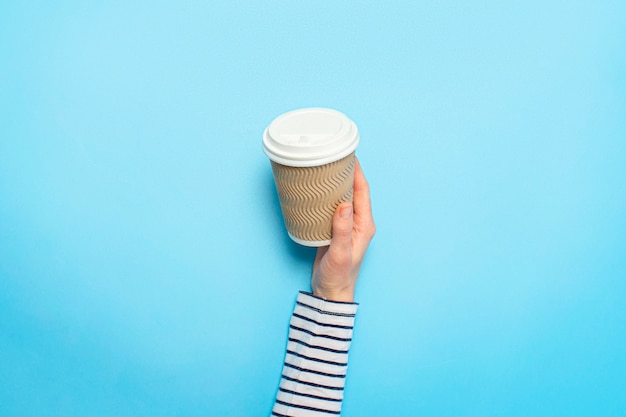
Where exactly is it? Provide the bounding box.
[263,108,359,167]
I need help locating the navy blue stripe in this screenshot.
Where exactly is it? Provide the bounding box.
[286,349,348,367]
[280,375,344,391]
[290,324,352,342]
[275,399,340,415]
[296,301,356,318]
[272,412,291,417]
[292,313,354,329]
[279,387,342,402]
[288,337,349,354]
[284,362,346,378]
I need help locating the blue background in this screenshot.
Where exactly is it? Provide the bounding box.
[1,1,625,416]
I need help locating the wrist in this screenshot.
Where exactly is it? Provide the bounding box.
[312,287,355,303]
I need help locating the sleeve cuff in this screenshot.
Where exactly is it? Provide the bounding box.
[297,291,359,316]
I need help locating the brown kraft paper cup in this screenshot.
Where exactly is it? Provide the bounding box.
[271,152,355,246]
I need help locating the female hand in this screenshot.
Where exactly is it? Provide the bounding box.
[311,158,376,302]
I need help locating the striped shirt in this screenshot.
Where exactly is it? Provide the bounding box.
[272,291,358,417]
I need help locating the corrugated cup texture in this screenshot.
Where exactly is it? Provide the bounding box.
[271,152,355,245]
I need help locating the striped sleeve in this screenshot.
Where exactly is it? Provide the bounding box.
[272,291,359,417]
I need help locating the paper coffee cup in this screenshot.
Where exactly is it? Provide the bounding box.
[263,108,360,247]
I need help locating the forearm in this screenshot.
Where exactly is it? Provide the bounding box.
[272,292,358,417]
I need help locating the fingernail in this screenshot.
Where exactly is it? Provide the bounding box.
[340,204,353,219]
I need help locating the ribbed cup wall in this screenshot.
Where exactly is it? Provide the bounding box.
[271,153,355,244]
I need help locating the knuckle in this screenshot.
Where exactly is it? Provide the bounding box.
[369,222,377,238]
[364,219,376,240]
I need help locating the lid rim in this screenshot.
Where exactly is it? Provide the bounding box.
[263,138,359,167]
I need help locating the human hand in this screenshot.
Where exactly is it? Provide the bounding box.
[311,157,376,302]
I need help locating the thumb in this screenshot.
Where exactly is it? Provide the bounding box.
[328,202,353,256]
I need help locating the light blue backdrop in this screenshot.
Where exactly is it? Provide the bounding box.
[1,1,625,416]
